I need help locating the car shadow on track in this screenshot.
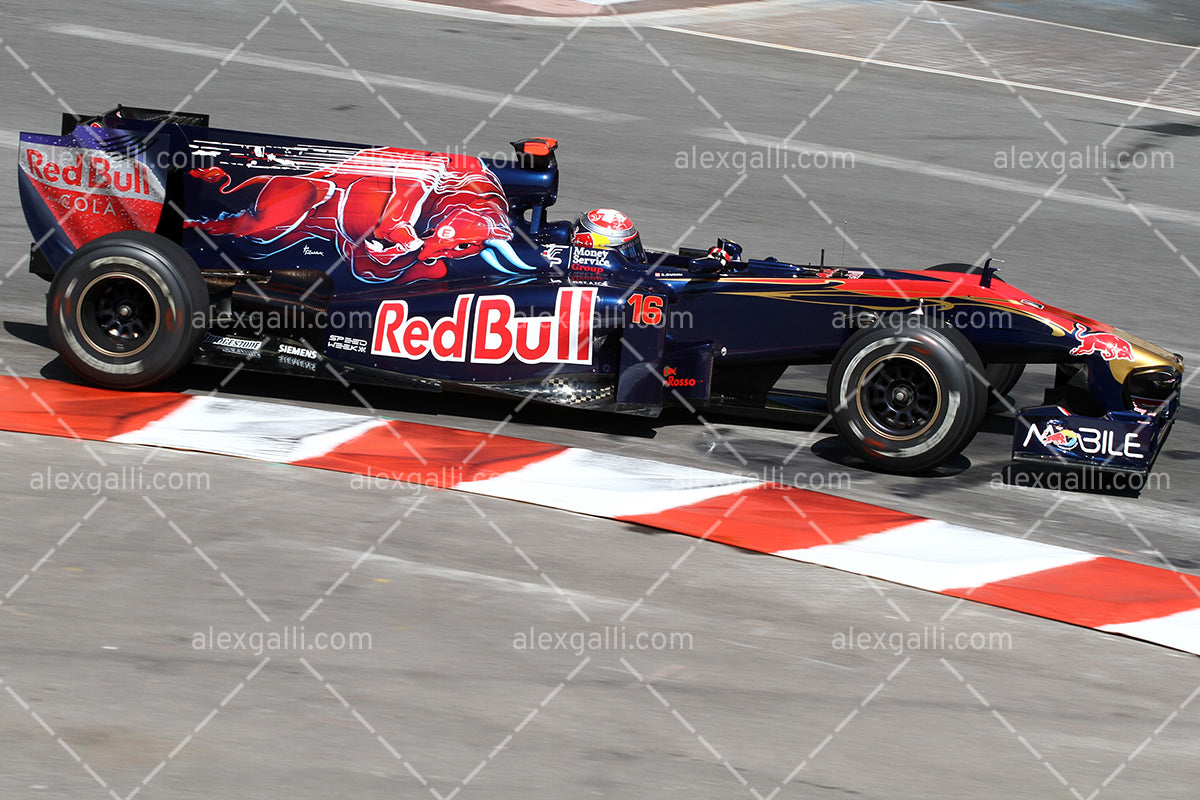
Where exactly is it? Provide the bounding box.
[7,313,842,446]
[4,320,54,351]
[12,319,1052,488]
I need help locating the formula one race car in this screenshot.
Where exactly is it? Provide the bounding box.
[18,106,1184,476]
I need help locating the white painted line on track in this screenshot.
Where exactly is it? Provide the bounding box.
[335,0,1195,52]
[144,0,1195,123]
[47,24,638,124]
[336,0,799,26]
[928,0,1194,50]
[696,127,1200,228]
[657,26,1200,119]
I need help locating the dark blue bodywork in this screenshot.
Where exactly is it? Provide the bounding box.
[18,107,1184,479]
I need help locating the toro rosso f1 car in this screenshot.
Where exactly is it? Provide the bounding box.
[18,106,1184,477]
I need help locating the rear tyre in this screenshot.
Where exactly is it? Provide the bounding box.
[827,322,988,474]
[47,231,209,389]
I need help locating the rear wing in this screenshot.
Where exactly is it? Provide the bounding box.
[21,106,207,279]
[20,108,560,280]
[58,105,210,135]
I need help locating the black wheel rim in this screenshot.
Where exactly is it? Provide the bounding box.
[858,354,941,440]
[77,272,160,357]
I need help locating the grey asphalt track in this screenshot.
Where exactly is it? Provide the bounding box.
[949,0,1200,45]
[1,1,1199,798]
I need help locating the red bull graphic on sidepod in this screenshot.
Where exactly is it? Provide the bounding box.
[184,147,535,284]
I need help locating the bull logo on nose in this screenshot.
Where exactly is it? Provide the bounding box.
[184,147,533,283]
[1068,322,1134,362]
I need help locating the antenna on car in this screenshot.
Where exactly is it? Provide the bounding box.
[981,257,1003,288]
[840,221,847,268]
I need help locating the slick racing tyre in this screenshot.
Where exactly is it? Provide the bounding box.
[47,231,209,389]
[983,361,1025,405]
[827,322,988,474]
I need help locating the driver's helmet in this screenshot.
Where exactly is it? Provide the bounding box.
[572,208,644,262]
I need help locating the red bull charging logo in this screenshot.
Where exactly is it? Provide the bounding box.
[1039,421,1080,451]
[185,147,533,284]
[1068,322,1134,361]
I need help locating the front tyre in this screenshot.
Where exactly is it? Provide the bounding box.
[47,231,209,389]
[983,361,1025,405]
[827,322,987,474]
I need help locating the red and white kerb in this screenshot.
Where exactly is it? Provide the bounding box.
[2,376,1198,656]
